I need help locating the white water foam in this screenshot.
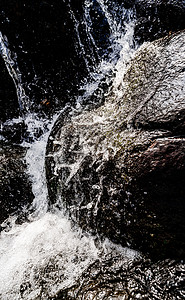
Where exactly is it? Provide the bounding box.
[76,4,136,109]
[23,113,59,218]
[0,1,139,298]
[0,212,96,298]
[96,0,137,96]
[0,211,138,299]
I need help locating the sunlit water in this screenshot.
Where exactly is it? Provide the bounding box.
[0,1,140,298]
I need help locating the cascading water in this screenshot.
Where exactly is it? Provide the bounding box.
[0,1,141,298]
[1,0,184,299]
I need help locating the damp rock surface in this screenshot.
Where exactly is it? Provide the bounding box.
[0,143,33,227]
[134,0,185,43]
[15,256,185,300]
[46,31,185,260]
[52,259,185,300]
[0,0,110,116]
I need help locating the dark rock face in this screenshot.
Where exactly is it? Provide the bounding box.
[0,144,33,228]
[0,55,19,122]
[1,119,28,144]
[127,138,185,259]
[46,31,185,260]
[135,0,185,43]
[0,0,84,110]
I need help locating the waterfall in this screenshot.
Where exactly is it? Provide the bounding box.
[1,0,185,298]
[0,1,142,299]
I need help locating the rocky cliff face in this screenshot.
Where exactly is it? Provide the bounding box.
[46,31,185,260]
[50,258,185,299]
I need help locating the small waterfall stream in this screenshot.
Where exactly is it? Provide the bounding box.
[0,1,141,298]
[1,1,184,299]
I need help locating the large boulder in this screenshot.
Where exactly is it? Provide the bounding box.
[46,31,185,260]
[0,143,33,228]
[52,259,185,299]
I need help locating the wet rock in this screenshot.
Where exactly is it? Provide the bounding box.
[0,0,184,120]
[53,259,185,299]
[0,143,34,228]
[134,0,185,43]
[124,138,185,260]
[121,0,136,9]
[1,119,28,144]
[19,255,185,299]
[46,32,185,260]
[117,0,185,42]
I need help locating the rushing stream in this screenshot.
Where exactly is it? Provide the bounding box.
[0,0,184,299]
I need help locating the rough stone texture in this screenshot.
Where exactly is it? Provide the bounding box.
[46,31,185,260]
[120,31,185,131]
[19,256,185,299]
[54,260,185,300]
[0,143,33,228]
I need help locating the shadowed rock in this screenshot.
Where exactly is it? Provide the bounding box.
[134,0,185,43]
[0,143,33,228]
[1,1,185,120]
[52,259,185,299]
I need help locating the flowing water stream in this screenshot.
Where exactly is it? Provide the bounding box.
[1,1,184,299]
[0,1,140,298]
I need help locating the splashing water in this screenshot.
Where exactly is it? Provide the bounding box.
[76,0,136,108]
[0,210,138,298]
[0,1,141,298]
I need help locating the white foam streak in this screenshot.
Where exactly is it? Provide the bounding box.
[113,20,136,93]
[23,113,59,217]
[0,32,29,113]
